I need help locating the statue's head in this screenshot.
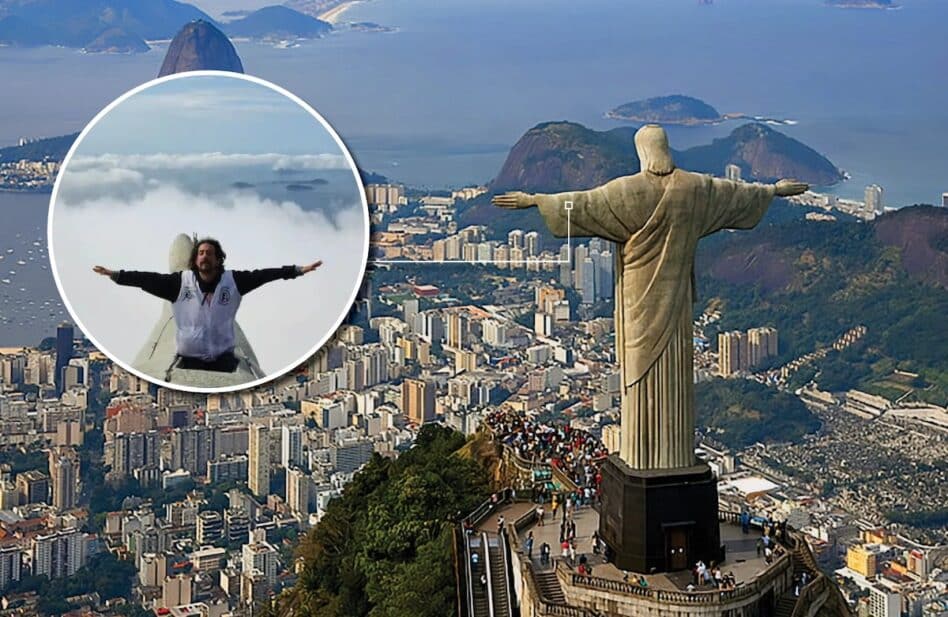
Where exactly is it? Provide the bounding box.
[635,124,675,176]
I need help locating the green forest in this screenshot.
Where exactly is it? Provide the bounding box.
[696,378,821,449]
[280,425,491,617]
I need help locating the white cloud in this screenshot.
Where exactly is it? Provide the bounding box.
[67,153,351,173]
[51,183,367,377]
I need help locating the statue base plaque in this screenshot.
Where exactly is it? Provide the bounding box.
[598,454,723,573]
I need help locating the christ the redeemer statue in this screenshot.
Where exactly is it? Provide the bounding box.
[494,124,807,471]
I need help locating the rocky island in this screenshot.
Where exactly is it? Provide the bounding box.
[608,94,795,127]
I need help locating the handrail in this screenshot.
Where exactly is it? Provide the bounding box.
[463,529,476,617]
[482,532,496,617]
[499,529,515,617]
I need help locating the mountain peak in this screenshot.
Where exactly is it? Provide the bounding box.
[158,19,244,77]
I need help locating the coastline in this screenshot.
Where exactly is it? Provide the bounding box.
[320,0,365,24]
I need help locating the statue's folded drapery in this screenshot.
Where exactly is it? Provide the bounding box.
[535,169,775,469]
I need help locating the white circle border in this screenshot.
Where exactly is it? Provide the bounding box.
[47,70,371,395]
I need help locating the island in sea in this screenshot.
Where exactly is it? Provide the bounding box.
[607,94,794,127]
[825,0,900,8]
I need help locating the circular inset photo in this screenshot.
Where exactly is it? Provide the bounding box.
[49,71,369,393]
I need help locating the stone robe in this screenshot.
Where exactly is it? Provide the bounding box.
[534,169,776,469]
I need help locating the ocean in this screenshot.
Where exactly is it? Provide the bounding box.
[0,0,945,342]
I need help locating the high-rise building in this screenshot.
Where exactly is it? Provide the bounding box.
[196,511,224,546]
[573,245,588,289]
[402,298,419,327]
[747,327,779,366]
[534,312,553,337]
[242,540,278,588]
[525,231,540,256]
[161,573,193,609]
[942,192,948,208]
[507,229,524,249]
[48,446,79,512]
[597,250,614,300]
[111,431,160,478]
[224,507,250,545]
[482,319,508,347]
[286,467,313,515]
[16,470,48,505]
[446,312,469,348]
[241,569,270,609]
[865,184,884,216]
[581,256,596,304]
[402,378,435,425]
[0,545,21,590]
[330,439,374,474]
[32,528,85,580]
[559,245,572,287]
[171,426,214,476]
[207,455,248,484]
[725,164,742,182]
[248,424,270,498]
[281,425,304,469]
[718,331,748,376]
[54,322,74,395]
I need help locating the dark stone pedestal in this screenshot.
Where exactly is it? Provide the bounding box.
[598,454,723,573]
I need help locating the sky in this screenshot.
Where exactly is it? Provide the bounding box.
[75,75,343,156]
[50,74,368,384]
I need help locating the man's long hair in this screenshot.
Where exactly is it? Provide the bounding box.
[188,237,226,274]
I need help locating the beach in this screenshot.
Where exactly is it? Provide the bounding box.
[320,0,365,24]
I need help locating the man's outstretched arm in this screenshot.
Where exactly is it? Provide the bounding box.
[93,266,181,302]
[233,260,322,295]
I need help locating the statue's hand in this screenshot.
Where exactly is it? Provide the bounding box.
[775,179,809,197]
[491,191,536,209]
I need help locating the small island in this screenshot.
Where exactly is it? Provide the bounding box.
[231,181,255,189]
[607,95,722,126]
[825,0,899,8]
[607,94,795,127]
[286,184,315,191]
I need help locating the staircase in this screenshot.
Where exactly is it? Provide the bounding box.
[775,595,798,617]
[533,568,566,604]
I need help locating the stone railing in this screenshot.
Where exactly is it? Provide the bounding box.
[559,547,790,607]
[790,575,828,617]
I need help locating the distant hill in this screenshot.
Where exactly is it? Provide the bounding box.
[677,123,844,187]
[607,94,722,125]
[158,20,244,77]
[0,0,213,49]
[489,121,842,196]
[223,5,331,39]
[698,205,948,404]
[83,27,149,54]
[0,133,78,162]
[490,121,639,194]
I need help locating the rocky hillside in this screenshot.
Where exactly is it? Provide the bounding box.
[158,20,244,77]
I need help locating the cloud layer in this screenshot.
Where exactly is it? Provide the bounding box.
[52,179,367,378]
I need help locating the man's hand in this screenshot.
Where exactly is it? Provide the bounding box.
[93,266,114,277]
[492,192,537,209]
[775,179,809,197]
[300,260,323,274]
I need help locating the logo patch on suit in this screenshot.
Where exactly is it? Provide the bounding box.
[183,287,194,301]
[219,286,232,305]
